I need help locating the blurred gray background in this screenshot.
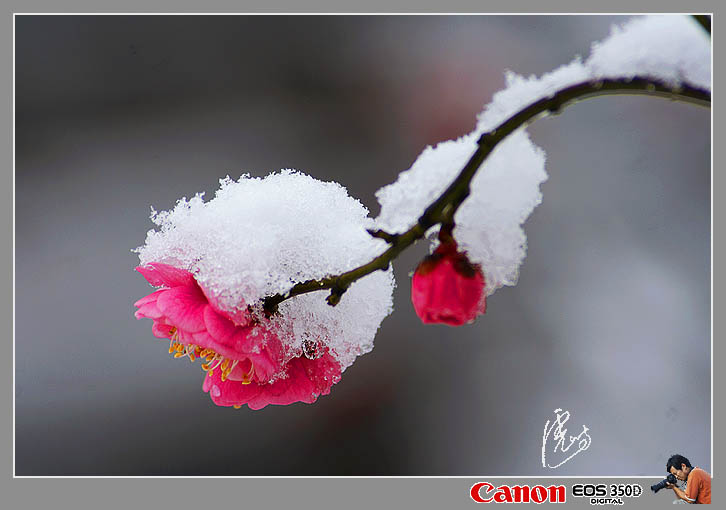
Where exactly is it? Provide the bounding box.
[15,15,710,476]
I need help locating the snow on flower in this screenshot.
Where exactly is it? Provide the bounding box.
[375,15,710,298]
[411,237,486,326]
[134,171,395,408]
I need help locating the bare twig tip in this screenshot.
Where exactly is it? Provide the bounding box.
[367,228,399,244]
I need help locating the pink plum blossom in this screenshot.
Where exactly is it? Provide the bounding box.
[134,262,342,409]
[411,239,487,326]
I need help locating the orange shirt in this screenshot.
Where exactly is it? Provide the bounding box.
[685,467,711,504]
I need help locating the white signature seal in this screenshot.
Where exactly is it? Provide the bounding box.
[541,408,592,469]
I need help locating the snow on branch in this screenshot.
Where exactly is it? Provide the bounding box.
[134,15,710,409]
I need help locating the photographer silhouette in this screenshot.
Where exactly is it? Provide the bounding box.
[664,454,711,504]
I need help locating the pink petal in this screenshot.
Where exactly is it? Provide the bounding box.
[264,360,316,404]
[177,328,197,345]
[152,321,175,338]
[190,330,235,360]
[248,353,278,383]
[134,301,164,320]
[156,286,208,333]
[136,263,195,288]
[203,306,238,346]
[301,352,342,394]
[133,289,166,307]
[231,327,257,354]
[201,307,269,357]
[203,370,262,407]
[247,333,284,382]
[188,330,255,362]
[237,363,314,409]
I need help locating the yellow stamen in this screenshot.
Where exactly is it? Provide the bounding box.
[233,405,241,409]
[163,341,258,394]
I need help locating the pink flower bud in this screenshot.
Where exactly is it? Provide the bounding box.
[411,240,486,326]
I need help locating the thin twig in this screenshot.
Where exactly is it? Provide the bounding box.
[692,15,711,35]
[262,77,710,313]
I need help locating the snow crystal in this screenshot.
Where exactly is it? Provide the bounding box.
[375,14,709,296]
[136,170,395,370]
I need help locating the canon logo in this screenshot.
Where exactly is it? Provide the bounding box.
[470,483,566,504]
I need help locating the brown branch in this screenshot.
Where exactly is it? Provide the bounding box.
[692,15,711,35]
[262,77,710,314]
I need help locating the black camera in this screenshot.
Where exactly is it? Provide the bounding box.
[651,473,677,493]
